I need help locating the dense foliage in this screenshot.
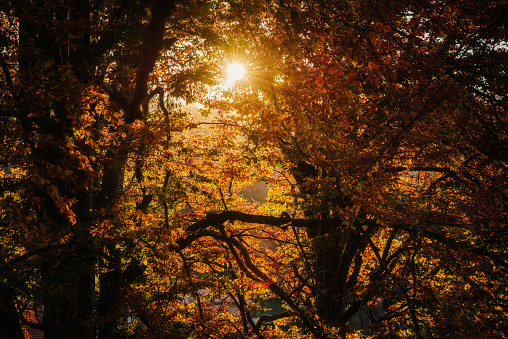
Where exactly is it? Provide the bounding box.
[1,0,507,338]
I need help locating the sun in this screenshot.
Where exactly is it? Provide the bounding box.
[226,62,245,83]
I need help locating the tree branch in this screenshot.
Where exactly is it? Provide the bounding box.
[0,242,74,276]
[421,228,508,268]
[174,225,328,338]
[184,210,340,234]
[126,0,176,123]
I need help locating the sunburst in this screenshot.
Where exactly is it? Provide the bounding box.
[226,62,246,83]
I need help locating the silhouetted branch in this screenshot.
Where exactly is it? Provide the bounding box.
[0,242,74,276]
[184,210,340,234]
[175,216,330,339]
[126,0,177,123]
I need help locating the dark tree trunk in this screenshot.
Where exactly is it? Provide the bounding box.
[310,226,347,325]
[293,161,369,329]
[309,225,367,328]
[16,1,96,338]
[41,246,95,339]
[14,0,174,336]
[0,282,24,339]
[97,247,126,339]
[95,1,176,336]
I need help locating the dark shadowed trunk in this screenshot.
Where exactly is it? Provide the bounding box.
[95,1,176,337]
[0,282,24,339]
[17,1,95,337]
[293,160,370,331]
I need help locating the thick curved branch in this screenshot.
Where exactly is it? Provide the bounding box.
[184,210,340,234]
[102,1,176,121]
[126,0,176,122]
[228,234,271,282]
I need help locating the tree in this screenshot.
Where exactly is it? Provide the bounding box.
[1,0,176,337]
[199,0,508,336]
[1,0,507,338]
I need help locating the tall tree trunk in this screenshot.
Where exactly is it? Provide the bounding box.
[293,161,368,330]
[309,225,367,328]
[41,245,95,339]
[17,1,96,337]
[96,1,176,336]
[0,282,24,339]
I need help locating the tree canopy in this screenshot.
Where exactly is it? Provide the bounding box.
[1,0,507,338]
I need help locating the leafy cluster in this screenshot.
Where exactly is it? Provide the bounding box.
[0,0,506,338]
